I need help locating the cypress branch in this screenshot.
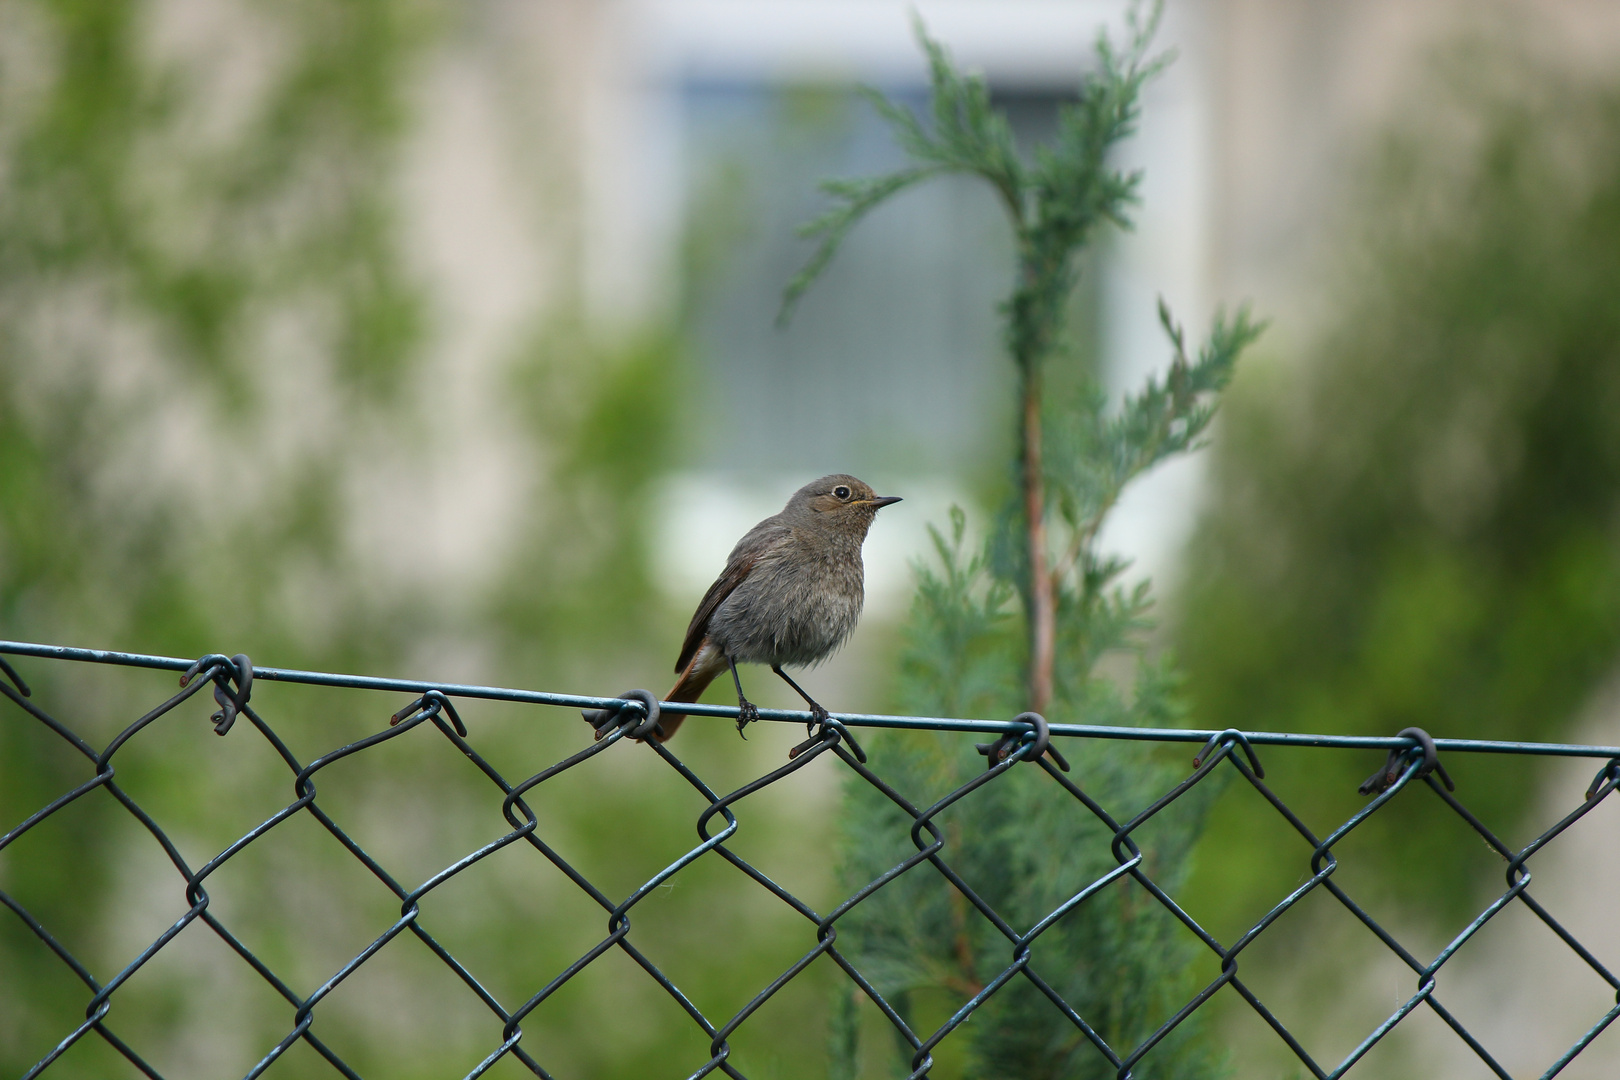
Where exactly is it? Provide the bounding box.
[784,3,1262,1073]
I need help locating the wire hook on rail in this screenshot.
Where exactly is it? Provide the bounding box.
[976,712,1071,772]
[1192,728,1265,778]
[180,653,252,735]
[580,689,661,741]
[1359,726,1454,795]
[389,689,469,738]
[1585,757,1620,801]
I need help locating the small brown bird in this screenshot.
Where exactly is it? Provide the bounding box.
[606,474,900,742]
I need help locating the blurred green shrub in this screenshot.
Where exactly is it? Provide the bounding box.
[1175,40,1620,930]
[0,2,442,1073]
[0,2,876,1075]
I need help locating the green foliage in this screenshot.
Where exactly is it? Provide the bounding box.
[837,416,1230,1080]
[0,0,434,655]
[0,2,444,1074]
[787,6,1261,1076]
[781,6,1168,348]
[903,509,1022,721]
[491,320,689,686]
[1023,302,1259,704]
[0,6,837,1076]
[1174,41,1620,930]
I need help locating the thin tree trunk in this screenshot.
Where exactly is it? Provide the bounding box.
[1022,362,1054,715]
[1011,237,1058,717]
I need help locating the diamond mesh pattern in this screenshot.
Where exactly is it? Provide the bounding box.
[2,642,1617,1079]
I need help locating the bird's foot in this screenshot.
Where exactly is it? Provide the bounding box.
[736,700,760,738]
[792,704,830,756]
[798,703,831,747]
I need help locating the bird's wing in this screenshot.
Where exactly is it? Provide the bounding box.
[674,520,792,673]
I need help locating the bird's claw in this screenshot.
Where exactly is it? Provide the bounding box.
[808,703,830,728]
[736,700,760,737]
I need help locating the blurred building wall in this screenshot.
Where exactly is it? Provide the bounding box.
[1212,0,1620,336]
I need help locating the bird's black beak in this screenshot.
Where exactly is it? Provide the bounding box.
[869,495,902,508]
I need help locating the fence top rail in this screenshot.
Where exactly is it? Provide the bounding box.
[5,638,1619,760]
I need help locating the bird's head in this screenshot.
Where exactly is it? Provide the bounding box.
[788,474,901,531]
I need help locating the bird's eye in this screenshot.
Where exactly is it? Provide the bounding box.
[833,485,852,501]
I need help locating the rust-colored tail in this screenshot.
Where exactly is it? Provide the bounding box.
[659,641,727,742]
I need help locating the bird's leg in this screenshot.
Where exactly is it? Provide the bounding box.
[729,658,759,737]
[771,665,830,730]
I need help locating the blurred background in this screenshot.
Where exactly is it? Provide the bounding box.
[4,0,1620,1076]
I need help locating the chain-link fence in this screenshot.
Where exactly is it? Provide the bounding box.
[2,640,1618,1080]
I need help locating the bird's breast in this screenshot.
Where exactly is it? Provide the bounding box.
[707,541,864,667]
